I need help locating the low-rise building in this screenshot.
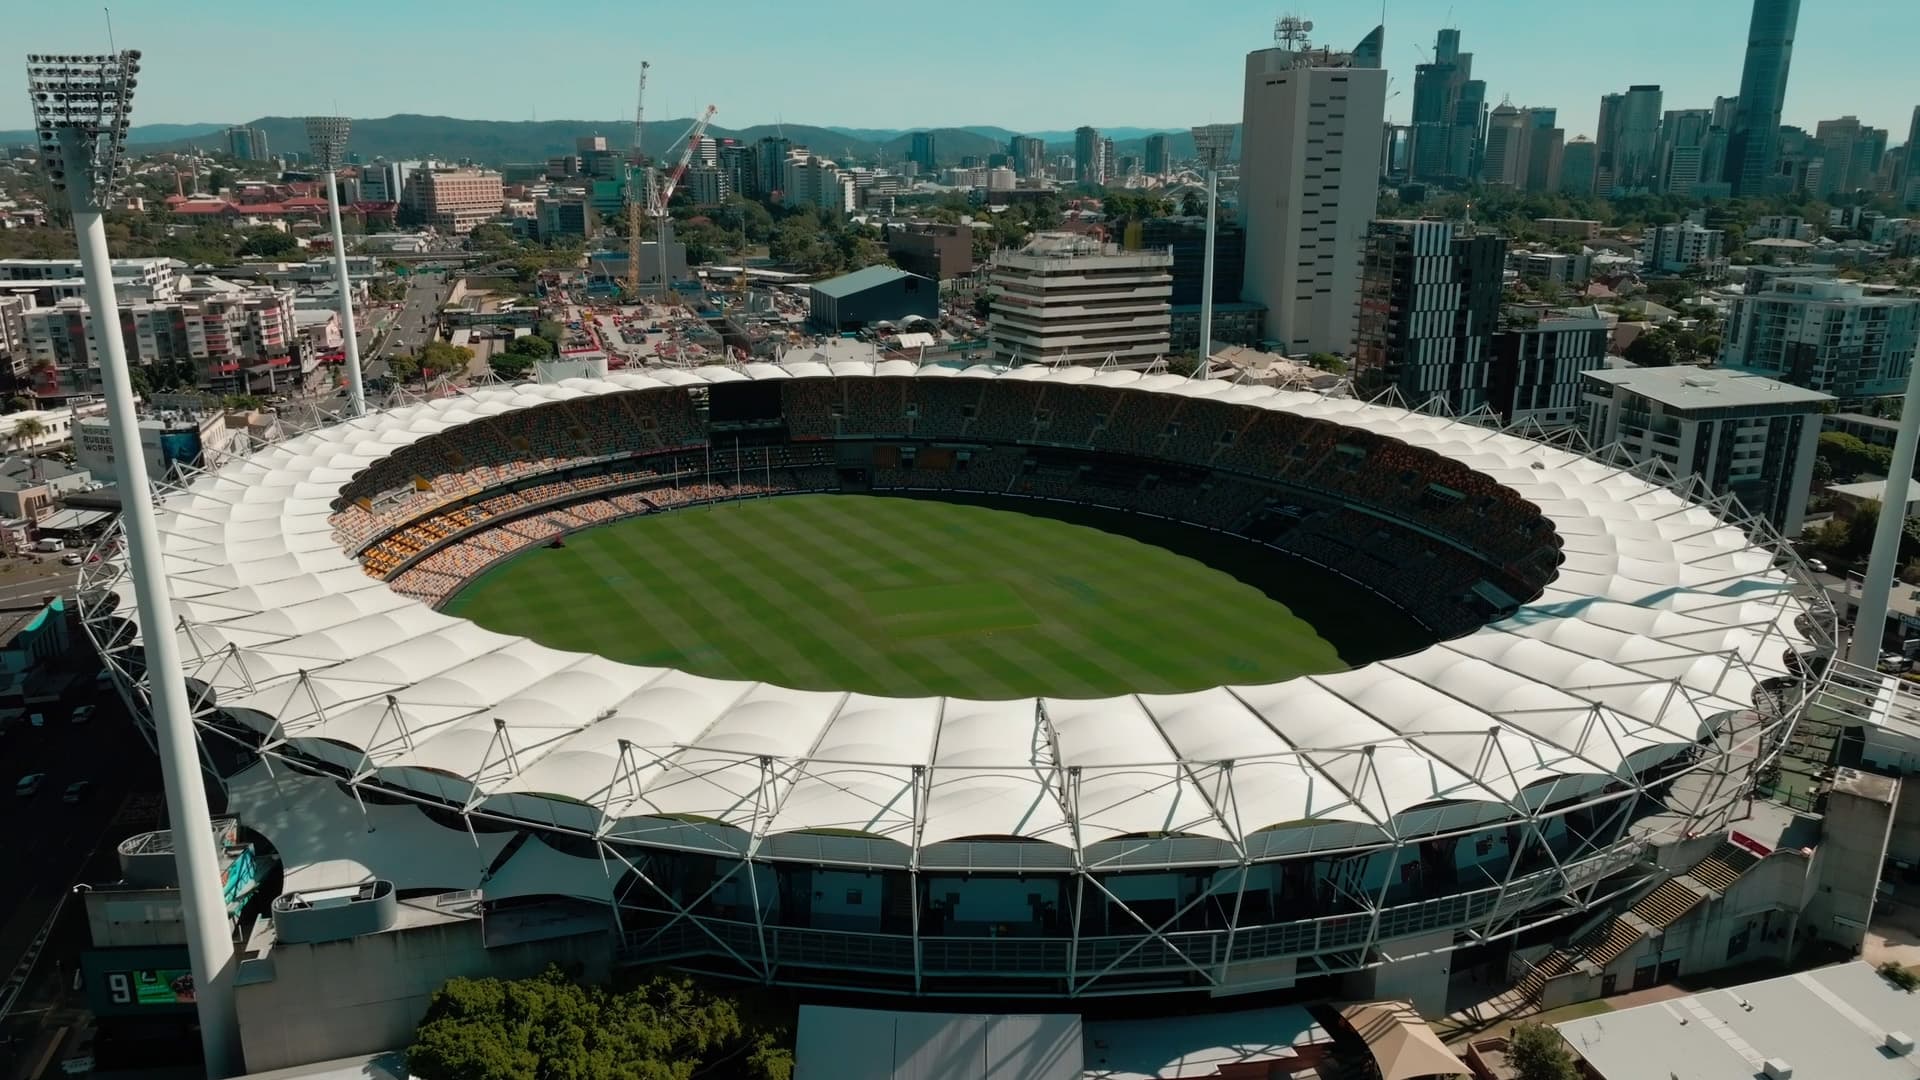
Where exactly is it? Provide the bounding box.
[1535,217,1601,240]
[0,456,92,520]
[1579,365,1830,532]
[886,222,974,282]
[20,281,300,400]
[807,265,939,333]
[988,233,1173,368]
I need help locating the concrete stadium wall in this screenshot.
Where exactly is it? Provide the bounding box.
[235,917,612,1073]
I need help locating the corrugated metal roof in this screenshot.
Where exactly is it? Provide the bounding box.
[810,264,922,298]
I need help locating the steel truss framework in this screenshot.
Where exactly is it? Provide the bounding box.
[77,366,1834,998]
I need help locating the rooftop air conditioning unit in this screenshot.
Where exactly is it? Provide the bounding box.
[1885,1032,1914,1055]
[1761,1060,1793,1080]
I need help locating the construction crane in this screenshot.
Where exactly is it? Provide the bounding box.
[646,104,717,300]
[624,61,650,299]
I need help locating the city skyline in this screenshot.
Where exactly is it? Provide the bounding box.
[5,0,1918,141]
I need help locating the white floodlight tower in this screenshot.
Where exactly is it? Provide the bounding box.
[28,51,239,1076]
[1189,124,1234,381]
[1849,358,1920,667]
[305,117,365,417]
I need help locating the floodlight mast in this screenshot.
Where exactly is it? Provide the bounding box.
[29,51,240,1078]
[305,117,366,418]
[1188,124,1233,381]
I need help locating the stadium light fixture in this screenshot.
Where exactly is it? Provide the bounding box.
[305,116,366,418]
[1187,124,1235,381]
[28,50,240,1079]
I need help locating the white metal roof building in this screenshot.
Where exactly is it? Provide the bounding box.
[78,364,1834,999]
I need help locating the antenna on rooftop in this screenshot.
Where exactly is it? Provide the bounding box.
[1275,14,1313,49]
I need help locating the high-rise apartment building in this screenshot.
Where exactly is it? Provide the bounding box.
[399,168,504,234]
[909,132,937,173]
[987,233,1172,368]
[1720,277,1920,401]
[1100,137,1116,183]
[751,136,792,198]
[1657,109,1714,195]
[1488,306,1611,428]
[1353,220,1505,413]
[1725,0,1800,196]
[1238,34,1387,356]
[1408,28,1485,182]
[1144,134,1170,175]
[782,154,854,214]
[1073,127,1103,185]
[1595,85,1663,194]
[1009,135,1046,179]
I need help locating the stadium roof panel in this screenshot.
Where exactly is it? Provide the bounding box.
[102,365,1816,858]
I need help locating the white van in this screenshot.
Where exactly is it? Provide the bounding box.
[33,538,62,553]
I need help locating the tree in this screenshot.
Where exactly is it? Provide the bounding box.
[8,415,47,450]
[468,223,515,251]
[1622,327,1682,367]
[1181,191,1205,217]
[386,354,419,383]
[238,228,298,258]
[1818,431,1892,483]
[406,966,792,1080]
[1506,1022,1578,1080]
[537,320,567,347]
[1306,352,1349,374]
[4,396,33,414]
[505,333,554,359]
[418,341,474,382]
[488,352,536,380]
[221,394,263,411]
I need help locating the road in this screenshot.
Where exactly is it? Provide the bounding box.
[366,272,452,382]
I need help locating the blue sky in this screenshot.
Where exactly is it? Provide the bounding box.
[6,0,1917,140]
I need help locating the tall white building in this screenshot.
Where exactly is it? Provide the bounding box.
[1719,277,1920,400]
[988,233,1172,368]
[1237,39,1388,355]
[1580,365,1828,532]
[782,154,855,214]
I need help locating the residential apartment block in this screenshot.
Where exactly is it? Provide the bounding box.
[1353,219,1505,413]
[1719,277,1920,401]
[1580,365,1828,532]
[399,168,504,234]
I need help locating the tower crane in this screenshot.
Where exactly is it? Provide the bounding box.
[625,61,650,299]
[646,105,717,300]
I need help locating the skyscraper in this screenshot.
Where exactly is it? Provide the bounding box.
[1905,106,1920,209]
[1073,126,1102,185]
[1560,138,1597,195]
[1408,27,1485,183]
[1144,133,1170,175]
[1658,109,1713,195]
[1813,116,1888,195]
[909,131,937,173]
[1101,137,1116,183]
[1595,85,1663,194]
[1009,135,1046,179]
[1238,30,1388,354]
[1724,0,1801,196]
[1482,103,1526,186]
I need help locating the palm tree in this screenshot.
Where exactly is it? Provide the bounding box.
[9,416,47,481]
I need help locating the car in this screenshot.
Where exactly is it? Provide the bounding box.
[15,773,44,797]
[71,705,93,725]
[62,780,90,803]
[1805,558,1828,574]
[60,552,83,566]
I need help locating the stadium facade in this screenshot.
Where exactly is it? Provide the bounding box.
[79,364,1841,1063]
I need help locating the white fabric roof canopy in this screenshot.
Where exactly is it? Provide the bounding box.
[100,366,1812,859]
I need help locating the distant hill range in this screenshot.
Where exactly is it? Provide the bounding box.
[0,116,1235,166]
